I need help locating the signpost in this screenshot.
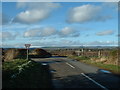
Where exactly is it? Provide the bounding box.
[25,44,31,60]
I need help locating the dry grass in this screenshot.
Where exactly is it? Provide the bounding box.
[4,49,27,61]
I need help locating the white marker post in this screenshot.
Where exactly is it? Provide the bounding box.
[25,44,31,60]
[76,51,80,56]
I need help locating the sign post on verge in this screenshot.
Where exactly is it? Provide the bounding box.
[25,44,31,60]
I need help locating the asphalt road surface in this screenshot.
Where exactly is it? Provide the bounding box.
[32,56,120,89]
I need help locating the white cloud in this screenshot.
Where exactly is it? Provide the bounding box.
[16,2,27,8]
[14,10,50,24]
[1,39,117,48]
[96,30,114,36]
[30,40,117,47]
[24,26,80,38]
[0,32,17,40]
[13,2,61,24]
[24,29,40,37]
[40,27,56,36]
[1,43,26,48]
[87,41,116,46]
[24,27,56,37]
[60,27,80,37]
[60,39,82,46]
[17,2,61,9]
[60,27,75,35]
[67,4,112,23]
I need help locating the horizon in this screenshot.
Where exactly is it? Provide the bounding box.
[0,46,120,49]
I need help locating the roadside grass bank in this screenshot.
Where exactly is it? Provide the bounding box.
[68,56,120,75]
[2,59,53,88]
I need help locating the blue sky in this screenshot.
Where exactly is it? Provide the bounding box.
[1,2,119,48]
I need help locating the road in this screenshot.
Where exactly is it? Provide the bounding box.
[32,56,120,89]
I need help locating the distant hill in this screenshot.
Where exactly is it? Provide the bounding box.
[1,45,118,50]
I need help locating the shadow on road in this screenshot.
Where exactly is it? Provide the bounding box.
[49,68,120,89]
[31,56,120,89]
[29,55,52,58]
[52,73,120,89]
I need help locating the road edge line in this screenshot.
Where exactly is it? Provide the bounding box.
[66,63,75,68]
[81,73,108,90]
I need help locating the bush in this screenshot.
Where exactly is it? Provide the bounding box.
[78,56,90,60]
[68,56,90,61]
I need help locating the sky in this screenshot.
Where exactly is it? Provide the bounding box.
[0,1,119,48]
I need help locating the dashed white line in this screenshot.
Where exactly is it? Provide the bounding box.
[66,63,75,68]
[81,73,108,90]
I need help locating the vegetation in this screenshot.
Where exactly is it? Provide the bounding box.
[2,59,52,88]
[30,48,52,58]
[68,56,120,74]
[69,56,90,60]
[81,59,120,74]
[4,49,27,61]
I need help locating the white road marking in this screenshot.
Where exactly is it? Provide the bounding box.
[66,63,75,68]
[81,73,108,90]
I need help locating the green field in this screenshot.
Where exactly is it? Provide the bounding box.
[68,56,120,74]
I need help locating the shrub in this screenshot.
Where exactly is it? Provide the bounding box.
[78,56,90,60]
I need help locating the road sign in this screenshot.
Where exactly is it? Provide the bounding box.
[25,44,31,48]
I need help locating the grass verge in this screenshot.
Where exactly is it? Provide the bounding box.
[2,59,52,88]
[68,56,120,75]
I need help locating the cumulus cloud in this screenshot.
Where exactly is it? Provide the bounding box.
[24,27,56,37]
[60,27,80,37]
[16,2,61,9]
[0,32,17,40]
[2,43,26,48]
[13,10,50,24]
[60,27,74,35]
[87,41,116,46]
[40,27,57,36]
[24,26,80,38]
[60,39,83,46]
[67,4,112,23]
[30,40,116,47]
[96,30,114,36]
[13,2,61,24]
